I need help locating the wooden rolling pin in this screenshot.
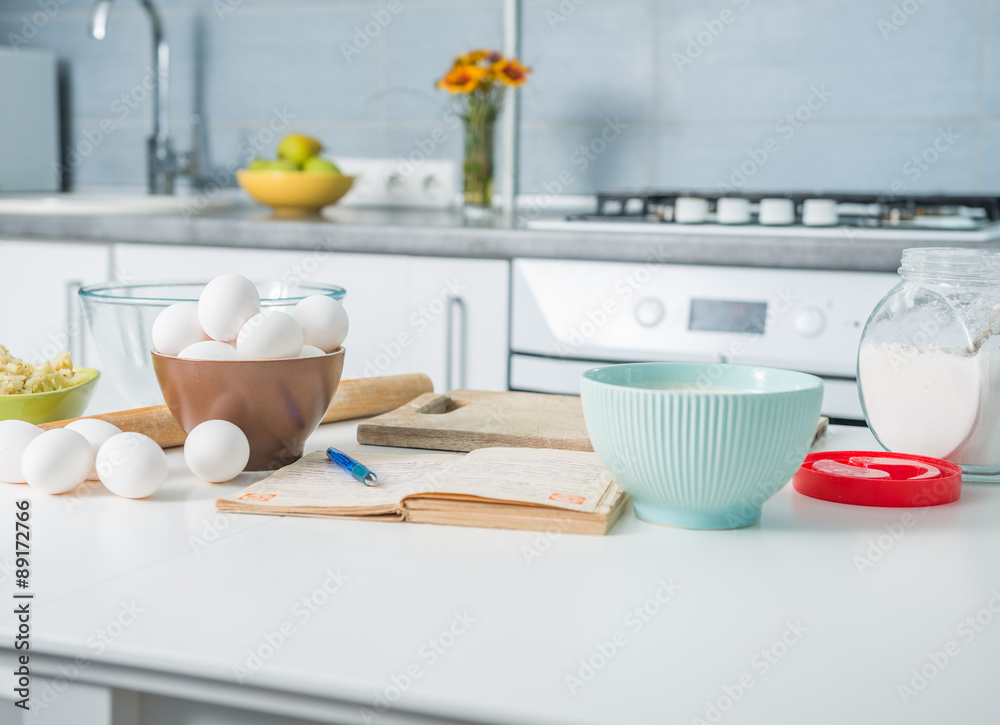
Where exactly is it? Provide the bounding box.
[40,373,433,449]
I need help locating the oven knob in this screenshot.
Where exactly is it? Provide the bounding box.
[634,298,665,327]
[794,306,825,337]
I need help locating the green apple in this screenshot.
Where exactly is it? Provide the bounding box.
[278,134,323,165]
[248,158,271,170]
[266,159,301,171]
[303,157,341,174]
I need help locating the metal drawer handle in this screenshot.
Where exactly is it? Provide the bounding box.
[445,295,467,390]
[66,280,85,364]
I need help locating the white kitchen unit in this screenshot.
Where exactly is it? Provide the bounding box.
[406,256,509,391]
[111,244,509,392]
[1,421,996,725]
[0,239,110,367]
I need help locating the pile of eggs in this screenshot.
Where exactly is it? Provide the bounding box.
[0,274,349,500]
[0,417,252,499]
[153,273,349,360]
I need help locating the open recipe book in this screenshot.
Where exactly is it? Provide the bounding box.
[217,448,630,535]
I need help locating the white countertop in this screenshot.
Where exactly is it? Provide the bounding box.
[1,421,997,725]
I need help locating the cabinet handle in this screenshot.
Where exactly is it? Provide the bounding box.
[66,280,85,365]
[445,295,467,390]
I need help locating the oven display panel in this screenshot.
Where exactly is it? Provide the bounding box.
[688,299,767,335]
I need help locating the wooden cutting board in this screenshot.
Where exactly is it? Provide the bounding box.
[356,389,831,454]
[356,390,593,452]
[42,374,433,449]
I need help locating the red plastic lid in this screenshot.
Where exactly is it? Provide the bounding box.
[793,451,961,507]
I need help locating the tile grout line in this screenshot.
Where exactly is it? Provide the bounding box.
[975,0,992,191]
[649,0,661,187]
[378,0,390,157]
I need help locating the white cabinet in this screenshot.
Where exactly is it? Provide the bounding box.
[0,239,110,367]
[407,256,508,392]
[112,244,510,392]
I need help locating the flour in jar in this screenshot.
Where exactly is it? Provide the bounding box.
[859,342,1000,465]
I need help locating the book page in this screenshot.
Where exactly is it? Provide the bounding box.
[217,450,461,515]
[403,448,613,514]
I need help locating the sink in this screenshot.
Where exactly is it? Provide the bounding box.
[0,193,237,216]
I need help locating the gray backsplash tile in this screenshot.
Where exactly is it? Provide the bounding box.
[654,121,978,193]
[2,0,996,192]
[518,120,653,195]
[199,8,381,125]
[520,0,656,123]
[655,0,984,122]
[983,0,1000,117]
[977,120,1000,188]
[384,119,465,167]
[384,2,504,124]
[60,122,147,187]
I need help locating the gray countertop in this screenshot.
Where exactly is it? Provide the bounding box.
[1,202,996,272]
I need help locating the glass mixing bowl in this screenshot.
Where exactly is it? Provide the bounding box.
[79,281,346,407]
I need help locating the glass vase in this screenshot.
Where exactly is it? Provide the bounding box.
[462,114,495,213]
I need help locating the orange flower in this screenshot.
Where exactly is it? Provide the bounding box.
[437,64,487,94]
[492,59,531,87]
[456,49,489,66]
[456,49,506,67]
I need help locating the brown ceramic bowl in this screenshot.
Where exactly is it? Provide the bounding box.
[151,349,345,471]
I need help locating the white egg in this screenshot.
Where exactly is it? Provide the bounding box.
[291,295,349,353]
[96,432,168,499]
[184,420,250,483]
[178,340,238,360]
[65,418,123,480]
[299,344,326,358]
[0,420,43,483]
[198,274,260,342]
[152,302,210,356]
[236,311,304,359]
[21,429,92,495]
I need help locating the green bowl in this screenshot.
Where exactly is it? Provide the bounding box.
[0,369,101,425]
[581,362,823,529]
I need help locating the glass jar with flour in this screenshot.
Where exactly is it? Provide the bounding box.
[859,248,1000,481]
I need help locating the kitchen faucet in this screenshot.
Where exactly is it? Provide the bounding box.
[88,0,194,194]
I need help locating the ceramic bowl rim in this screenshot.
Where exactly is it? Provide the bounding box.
[581,362,824,397]
[236,169,357,181]
[151,347,345,364]
[0,368,101,401]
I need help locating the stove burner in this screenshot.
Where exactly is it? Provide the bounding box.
[570,191,1000,230]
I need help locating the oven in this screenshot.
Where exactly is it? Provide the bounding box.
[509,258,899,423]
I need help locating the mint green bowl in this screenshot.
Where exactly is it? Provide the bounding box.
[581,363,823,529]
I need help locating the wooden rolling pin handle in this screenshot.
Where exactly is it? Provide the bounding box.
[40,373,433,449]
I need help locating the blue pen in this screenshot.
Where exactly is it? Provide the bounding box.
[326,447,379,486]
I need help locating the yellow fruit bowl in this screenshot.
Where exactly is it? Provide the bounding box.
[0,369,101,425]
[236,170,356,217]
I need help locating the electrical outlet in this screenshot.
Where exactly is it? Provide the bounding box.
[336,158,458,209]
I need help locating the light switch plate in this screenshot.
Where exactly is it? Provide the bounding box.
[336,158,459,209]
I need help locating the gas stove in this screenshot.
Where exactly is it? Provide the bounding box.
[525,191,1000,242]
